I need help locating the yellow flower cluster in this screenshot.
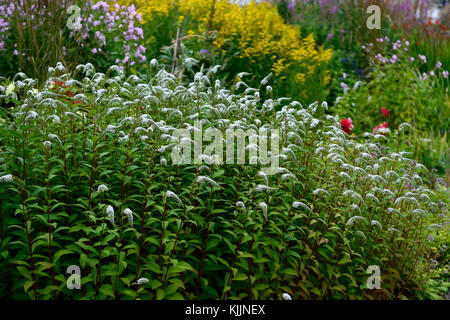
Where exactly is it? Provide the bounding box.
[112,0,332,87]
[114,0,173,21]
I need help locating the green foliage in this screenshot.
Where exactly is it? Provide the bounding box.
[416,183,449,300]
[333,38,449,173]
[0,61,447,299]
[335,39,449,134]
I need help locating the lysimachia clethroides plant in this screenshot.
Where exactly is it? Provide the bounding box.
[0,60,445,300]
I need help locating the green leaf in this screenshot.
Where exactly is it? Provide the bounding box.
[166,292,184,300]
[282,268,298,276]
[99,284,115,298]
[338,256,352,265]
[254,283,270,291]
[23,280,35,293]
[233,273,248,281]
[156,288,165,300]
[170,261,195,274]
[146,262,162,274]
[168,277,185,290]
[311,287,322,297]
[17,266,32,281]
[54,249,73,263]
[151,279,162,290]
[79,253,88,268]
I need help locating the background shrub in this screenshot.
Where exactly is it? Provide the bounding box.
[0,0,146,81]
[114,0,333,104]
[333,36,449,173]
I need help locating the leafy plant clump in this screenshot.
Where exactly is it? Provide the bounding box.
[0,61,446,300]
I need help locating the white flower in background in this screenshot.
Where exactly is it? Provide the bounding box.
[387,208,400,215]
[0,174,14,183]
[399,122,413,131]
[64,111,81,119]
[106,205,115,225]
[412,209,425,216]
[48,133,62,145]
[160,158,167,166]
[343,190,363,202]
[107,107,122,115]
[339,172,351,180]
[282,173,298,181]
[43,141,52,149]
[198,154,215,165]
[350,204,361,214]
[371,220,383,231]
[313,188,329,196]
[124,208,133,227]
[158,144,173,153]
[356,231,367,240]
[97,184,108,192]
[46,115,61,124]
[383,189,395,198]
[282,293,292,300]
[137,278,149,285]
[366,193,380,204]
[260,72,272,86]
[118,134,129,144]
[196,175,219,187]
[166,190,183,205]
[25,111,38,121]
[388,227,400,234]
[236,201,246,211]
[310,118,320,128]
[5,82,15,95]
[276,167,291,174]
[346,216,367,226]
[292,201,311,211]
[255,184,275,192]
[258,202,268,219]
[258,171,268,185]
[394,197,407,206]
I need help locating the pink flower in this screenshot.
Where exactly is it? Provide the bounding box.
[381,107,389,118]
[373,122,390,135]
[340,118,354,134]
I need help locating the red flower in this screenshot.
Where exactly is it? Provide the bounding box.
[392,24,397,29]
[340,118,354,134]
[381,107,389,118]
